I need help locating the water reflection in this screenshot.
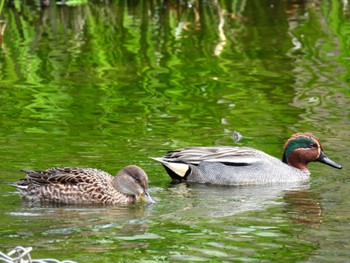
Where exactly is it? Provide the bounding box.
[157,182,320,220]
[283,189,322,226]
[6,181,323,249]
[8,202,151,231]
[18,200,153,219]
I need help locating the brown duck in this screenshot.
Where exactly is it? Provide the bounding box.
[11,165,155,205]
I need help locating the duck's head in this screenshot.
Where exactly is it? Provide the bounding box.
[282,132,342,172]
[115,165,155,203]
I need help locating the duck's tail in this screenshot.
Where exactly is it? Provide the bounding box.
[151,157,190,181]
[20,168,35,174]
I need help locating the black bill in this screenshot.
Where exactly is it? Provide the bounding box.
[317,151,342,169]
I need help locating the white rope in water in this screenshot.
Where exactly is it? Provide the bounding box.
[0,246,77,263]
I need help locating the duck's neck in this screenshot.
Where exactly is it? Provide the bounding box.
[111,176,126,193]
[112,175,138,199]
[282,149,310,172]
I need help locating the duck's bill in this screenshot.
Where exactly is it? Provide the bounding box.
[317,152,342,169]
[142,191,156,203]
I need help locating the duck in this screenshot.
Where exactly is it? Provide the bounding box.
[152,132,342,185]
[10,165,155,205]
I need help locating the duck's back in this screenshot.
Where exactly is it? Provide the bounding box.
[14,167,134,205]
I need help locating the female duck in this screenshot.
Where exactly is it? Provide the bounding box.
[153,133,342,185]
[11,165,155,205]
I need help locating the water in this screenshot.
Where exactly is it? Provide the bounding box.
[0,0,349,262]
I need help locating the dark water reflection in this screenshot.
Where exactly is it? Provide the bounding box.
[283,189,323,226]
[0,0,349,262]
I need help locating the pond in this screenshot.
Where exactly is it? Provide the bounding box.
[0,0,349,262]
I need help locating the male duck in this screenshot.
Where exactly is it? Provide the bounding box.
[11,165,155,205]
[153,133,342,185]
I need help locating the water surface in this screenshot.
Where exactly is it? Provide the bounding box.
[0,1,349,262]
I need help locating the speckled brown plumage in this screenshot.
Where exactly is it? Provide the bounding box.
[11,165,154,205]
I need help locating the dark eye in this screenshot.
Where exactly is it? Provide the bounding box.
[309,143,318,148]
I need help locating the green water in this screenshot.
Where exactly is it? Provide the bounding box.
[0,0,349,262]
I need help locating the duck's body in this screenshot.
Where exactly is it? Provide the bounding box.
[153,133,342,185]
[11,165,155,205]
